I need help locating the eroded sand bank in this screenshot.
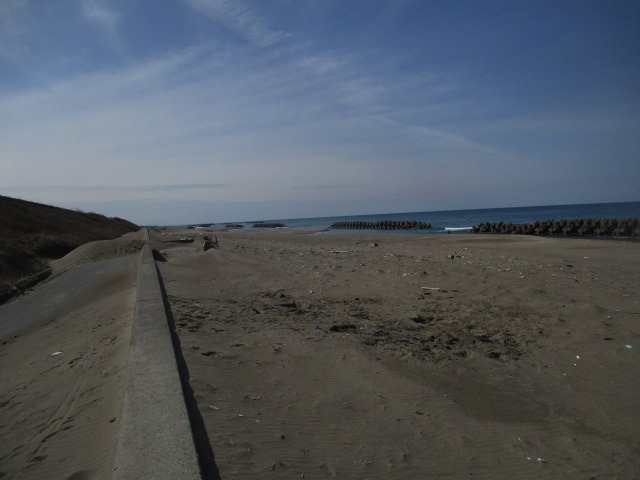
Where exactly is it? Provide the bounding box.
[0,233,143,479]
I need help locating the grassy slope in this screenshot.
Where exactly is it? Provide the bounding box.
[0,195,139,302]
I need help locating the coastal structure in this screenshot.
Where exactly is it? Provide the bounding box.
[330,220,432,230]
[472,218,640,237]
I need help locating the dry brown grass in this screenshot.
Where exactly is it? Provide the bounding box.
[0,195,139,303]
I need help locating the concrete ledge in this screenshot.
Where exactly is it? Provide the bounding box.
[114,231,201,479]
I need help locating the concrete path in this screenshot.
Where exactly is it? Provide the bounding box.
[114,233,201,479]
[1,233,203,479]
[0,255,135,341]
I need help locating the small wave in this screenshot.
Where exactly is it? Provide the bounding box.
[444,227,473,232]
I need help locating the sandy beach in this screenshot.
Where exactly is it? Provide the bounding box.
[1,228,639,479]
[0,232,143,480]
[3,1,638,477]
[152,228,640,479]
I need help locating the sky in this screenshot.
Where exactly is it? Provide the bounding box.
[1,0,639,225]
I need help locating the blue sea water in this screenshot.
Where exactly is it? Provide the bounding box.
[216,202,640,235]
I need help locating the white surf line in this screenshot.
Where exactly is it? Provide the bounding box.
[114,229,200,479]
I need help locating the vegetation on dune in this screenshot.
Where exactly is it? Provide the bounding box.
[0,195,139,303]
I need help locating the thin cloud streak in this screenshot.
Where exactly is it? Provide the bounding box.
[2,40,528,193]
[183,0,290,47]
[3,184,230,194]
[293,185,358,191]
[81,0,119,35]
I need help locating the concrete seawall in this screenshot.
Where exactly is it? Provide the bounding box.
[114,230,201,479]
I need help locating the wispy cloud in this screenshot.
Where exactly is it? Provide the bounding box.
[80,0,120,49]
[183,0,289,47]
[81,0,119,32]
[2,184,230,194]
[0,38,536,208]
[293,185,357,191]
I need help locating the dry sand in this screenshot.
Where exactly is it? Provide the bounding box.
[1,228,638,479]
[153,228,640,479]
[0,232,143,480]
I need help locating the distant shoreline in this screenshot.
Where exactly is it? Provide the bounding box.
[169,201,640,234]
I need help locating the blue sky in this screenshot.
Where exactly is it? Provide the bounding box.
[1,0,638,225]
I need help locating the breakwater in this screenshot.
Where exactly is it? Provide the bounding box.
[330,220,432,230]
[253,223,286,228]
[471,218,640,237]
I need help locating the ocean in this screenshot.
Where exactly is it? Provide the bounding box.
[214,201,640,235]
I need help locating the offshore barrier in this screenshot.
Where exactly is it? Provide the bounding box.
[330,220,432,230]
[471,218,640,237]
[253,223,286,228]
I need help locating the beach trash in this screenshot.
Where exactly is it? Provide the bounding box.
[51,351,62,356]
[315,326,322,330]
[625,344,633,349]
